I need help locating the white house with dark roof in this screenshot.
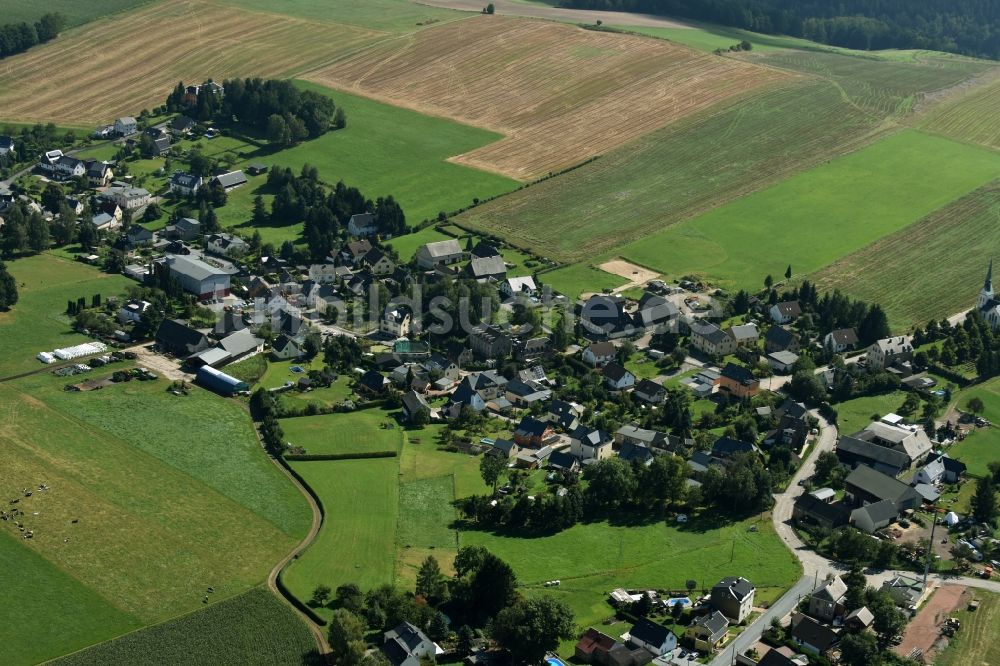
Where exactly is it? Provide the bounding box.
[348,212,377,237]
[501,275,538,299]
[101,184,151,211]
[382,621,439,666]
[866,336,912,369]
[114,116,138,136]
[170,172,203,196]
[582,341,616,367]
[570,425,613,460]
[624,618,677,656]
[769,301,802,324]
[685,611,729,653]
[824,328,859,353]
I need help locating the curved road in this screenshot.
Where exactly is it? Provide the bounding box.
[711,411,1000,665]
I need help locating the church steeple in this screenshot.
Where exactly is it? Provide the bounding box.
[979,259,994,310]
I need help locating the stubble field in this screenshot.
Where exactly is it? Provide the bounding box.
[303,15,790,180]
[0,0,382,126]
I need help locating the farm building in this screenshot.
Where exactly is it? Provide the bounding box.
[196,365,248,396]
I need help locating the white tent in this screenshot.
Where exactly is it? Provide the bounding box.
[944,511,961,527]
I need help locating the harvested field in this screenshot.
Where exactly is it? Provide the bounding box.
[416,0,694,29]
[921,75,1000,150]
[812,181,1000,331]
[0,0,382,126]
[304,15,790,179]
[597,259,660,291]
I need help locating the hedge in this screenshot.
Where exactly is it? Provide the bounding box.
[284,451,397,461]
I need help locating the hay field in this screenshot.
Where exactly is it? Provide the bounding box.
[0,0,382,126]
[812,181,1000,331]
[920,74,1000,150]
[304,15,790,179]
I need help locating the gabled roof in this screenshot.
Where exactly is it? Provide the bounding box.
[793,493,850,524]
[812,576,847,603]
[926,452,967,475]
[729,323,759,340]
[791,614,838,651]
[628,618,673,647]
[827,328,859,346]
[585,341,616,358]
[634,378,665,397]
[690,320,730,345]
[713,576,754,602]
[836,435,909,472]
[712,436,756,457]
[360,369,389,391]
[402,390,429,415]
[471,241,500,258]
[844,606,874,627]
[155,319,208,354]
[421,238,462,258]
[272,334,300,354]
[765,325,798,348]
[689,611,728,642]
[467,255,506,278]
[772,301,802,317]
[844,464,922,506]
[603,361,632,382]
[721,362,756,385]
[213,170,247,188]
[619,442,654,464]
[757,650,797,666]
[218,328,262,357]
[571,425,612,447]
[515,416,551,438]
[548,451,578,470]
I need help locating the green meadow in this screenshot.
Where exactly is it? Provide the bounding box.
[618,131,1000,290]
[948,377,1000,478]
[0,0,151,27]
[0,532,141,666]
[280,409,403,456]
[0,254,133,378]
[214,82,518,244]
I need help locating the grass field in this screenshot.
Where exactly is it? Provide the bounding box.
[0,532,141,666]
[614,131,1000,290]
[280,410,403,456]
[0,370,308,661]
[216,0,463,31]
[303,14,788,179]
[51,587,317,666]
[0,0,382,126]
[0,254,133,378]
[213,82,516,243]
[387,226,457,262]
[0,0,151,26]
[283,458,400,616]
[539,264,629,300]
[921,74,1000,151]
[396,476,459,583]
[936,590,1000,666]
[947,377,1000,478]
[833,391,910,434]
[813,181,1000,331]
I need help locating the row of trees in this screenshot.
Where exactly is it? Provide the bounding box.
[563,0,1000,59]
[0,13,63,59]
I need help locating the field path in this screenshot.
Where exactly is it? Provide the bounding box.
[414,0,694,28]
[243,405,329,655]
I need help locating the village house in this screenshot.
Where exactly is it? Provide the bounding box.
[850,498,900,533]
[504,379,551,406]
[489,438,520,460]
[633,378,666,404]
[101,184,151,211]
[635,292,679,333]
[416,239,464,269]
[86,160,114,187]
[790,614,838,655]
[170,172,203,197]
[808,576,846,622]
[792,493,850,530]
[348,212,377,237]
[548,399,582,431]
[124,224,154,248]
[514,335,551,362]
[574,628,619,665]
[624,618,677,656]
[866,336,913,369]
[764,326,800,354]
[852,419,933,467]
[466,255,507,283]
[381,306,412,338]
[924,453,966,483]
[501,275,538,299]
[469,324,512,360]
[117,299,151,324]
[90,212,119,232]
[513,416,554,447]
[711,576,755,623]
[767,350,799,374]
[363,247,396,276]
[602,361,635,391]
[271,334,304,360]
[689,321,736,356]
[166,217,201,241]
[581,295,633,338]
[844,607,875,633]
[824,328,859,353]
[881,575,923,607]
[835,435,910,478]
[382,621,439,666]
[401,390,431,423]
[769,301,802,324]
[719,362,759,399]
[359,369,390,395]
[0,135,14,155]
[685,612,729,653]
[114,116,138,136]
[583,341,616,367]
[570,425,614,460]
[205,233,248,257]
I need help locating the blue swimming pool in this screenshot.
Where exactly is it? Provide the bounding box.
[546,658,568,666]
[290,365,305,373]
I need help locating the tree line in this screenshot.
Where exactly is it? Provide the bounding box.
[0,13,63,59]
[563,0,1000,59]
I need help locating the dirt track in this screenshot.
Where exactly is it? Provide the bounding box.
[895,584,967,660]
[415,0,694,28]
[598,259,660,290]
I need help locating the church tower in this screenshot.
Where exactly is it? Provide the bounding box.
[979,259,994,310]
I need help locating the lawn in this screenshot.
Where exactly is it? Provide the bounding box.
[51,587,317,666]
[833,391,910,434]
[539,263,630,299]
[616,131,1000,290]
[259,357,327,389]
[387,226,456,263]
[0,373,307,661]
[946,377,1000,477]
[396,476,460,583]
[936,590,1000,666]
[215,0,465,32]
[280,409,403,456]
[0,0,152,26]
[278,376,356,411]
[813,181,1000,332]
[0,253,133,378]
[0,532,141,666]
[283,458,400,618]
[211,82,517,245]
